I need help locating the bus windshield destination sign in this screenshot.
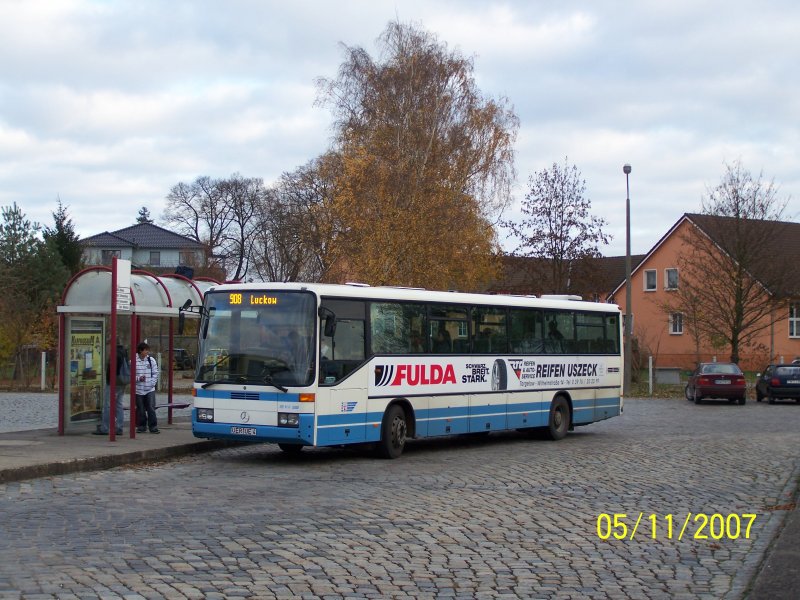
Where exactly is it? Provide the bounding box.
[228,293,278,306]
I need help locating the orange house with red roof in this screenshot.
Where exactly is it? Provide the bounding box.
[608,214,800,371]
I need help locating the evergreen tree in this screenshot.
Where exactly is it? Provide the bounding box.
[43,198,83,275]
[0,203,69,374]
[0,202,41,267]
[136,206,154,224]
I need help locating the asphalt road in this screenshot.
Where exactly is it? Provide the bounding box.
[0,396,798,599]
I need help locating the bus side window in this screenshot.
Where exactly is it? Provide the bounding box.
[369,302,426,355]
[428,304,467,355]
[472,306,508,353]
[509,308,543,354]
[605,314,621,354]
[576,312,605,355]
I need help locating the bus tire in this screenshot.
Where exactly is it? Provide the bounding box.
[378,404,407,459]
[546,396,570,441]
[491,359,507,391]
[278,443,303,454]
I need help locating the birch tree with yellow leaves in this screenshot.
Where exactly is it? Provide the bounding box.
[315,20,518,290]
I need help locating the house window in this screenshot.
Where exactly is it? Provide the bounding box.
[790,303,800,338]
[644,270,657,291]
[101,250,120,265]
[669,313,683,335]
[149,251,161,266]
[665,268,679,290]
[178,251,195,265]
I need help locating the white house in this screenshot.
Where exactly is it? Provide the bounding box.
[81,223,205,270]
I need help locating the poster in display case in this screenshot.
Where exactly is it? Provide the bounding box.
[67,318,105,423]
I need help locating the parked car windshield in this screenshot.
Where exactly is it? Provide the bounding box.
[700,363,741,375]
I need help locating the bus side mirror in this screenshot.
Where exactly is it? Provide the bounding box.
[319,307,336,338]
[178,299,191,335]
[324,315,336,338]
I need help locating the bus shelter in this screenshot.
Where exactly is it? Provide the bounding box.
[56,264,217,438]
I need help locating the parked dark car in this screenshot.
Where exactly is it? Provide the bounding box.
[685,362,747,404]
[173,348,195,370]
[755,364,800,404]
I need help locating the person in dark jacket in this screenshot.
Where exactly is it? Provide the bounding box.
[93,344,128,435]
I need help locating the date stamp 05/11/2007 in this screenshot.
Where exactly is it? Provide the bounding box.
[596,513,757,541]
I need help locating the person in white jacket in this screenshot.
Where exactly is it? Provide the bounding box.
[134,341,160,433]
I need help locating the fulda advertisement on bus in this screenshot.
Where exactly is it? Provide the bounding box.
[369,355,619,396]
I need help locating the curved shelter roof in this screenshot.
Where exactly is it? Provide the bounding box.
[57,267,218,316]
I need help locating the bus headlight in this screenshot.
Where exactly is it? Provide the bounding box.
[278,412,299,427]
[197,408,214,422]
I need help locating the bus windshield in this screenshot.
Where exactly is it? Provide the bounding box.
[197,290,317,388]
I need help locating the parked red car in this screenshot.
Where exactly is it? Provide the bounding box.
[685,362,747,405]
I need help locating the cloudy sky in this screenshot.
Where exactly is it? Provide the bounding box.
[1,0,798,257]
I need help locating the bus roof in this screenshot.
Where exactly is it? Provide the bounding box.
[206,282,620,313]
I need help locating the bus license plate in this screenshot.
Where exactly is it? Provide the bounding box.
[231,426,257,436]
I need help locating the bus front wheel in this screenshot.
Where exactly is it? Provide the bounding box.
[546,396,570,441]
[278,443,303,454]
[378,404,407,459]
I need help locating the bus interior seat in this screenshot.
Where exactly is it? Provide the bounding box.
[473,338,489,353]
[452,339,469,353]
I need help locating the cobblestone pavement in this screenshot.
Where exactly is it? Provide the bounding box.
[0,392,193,433]
[0,398,798,599]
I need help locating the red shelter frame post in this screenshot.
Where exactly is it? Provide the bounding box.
[109,257,119,441]
[58,313,66,435]
[168,319,175,424]
[130,314,140,439]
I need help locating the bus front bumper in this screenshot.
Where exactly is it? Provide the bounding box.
[192,412,315,445]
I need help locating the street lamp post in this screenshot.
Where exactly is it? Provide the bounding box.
[623,164,632,397]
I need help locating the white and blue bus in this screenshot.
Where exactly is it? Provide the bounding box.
[186,282,623,458]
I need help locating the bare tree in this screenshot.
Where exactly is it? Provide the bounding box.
[217,173,264,281]
[163,176,234,272]
[249,156,339,282]
[666,161,790,364]
[503,157,611,294]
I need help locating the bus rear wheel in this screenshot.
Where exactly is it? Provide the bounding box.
[378,404,407,459]
[546,396,570,441]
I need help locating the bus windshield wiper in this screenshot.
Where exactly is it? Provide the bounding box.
[201,377,245,389]
[241,373,289,393]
